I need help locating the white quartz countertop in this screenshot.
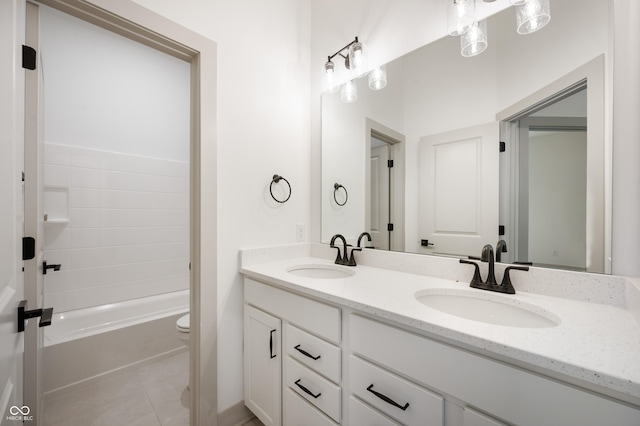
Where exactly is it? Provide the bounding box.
[240,256,640,406]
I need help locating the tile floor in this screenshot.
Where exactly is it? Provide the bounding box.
[43,351,189,426]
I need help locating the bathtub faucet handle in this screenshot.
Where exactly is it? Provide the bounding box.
[43,261,62,275]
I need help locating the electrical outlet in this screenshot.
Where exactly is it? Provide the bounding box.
[296,224,305,242]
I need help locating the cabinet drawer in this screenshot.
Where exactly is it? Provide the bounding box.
[245,279,341,343]
[349,355,444,425]
[285,324,341,383]
[463,406,508,426]
[284,356,341,423]
[284,388,338,426]
[348,396,401,426]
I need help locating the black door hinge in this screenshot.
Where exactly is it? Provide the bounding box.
[22,171,25,182]
[22,237,35,260]
[387,223,394,232]
[387,160,394,168]
[22,45,36,70]
[499,225,505,236]
[499,141,506,152]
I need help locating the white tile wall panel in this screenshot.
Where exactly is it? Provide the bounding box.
[69,188,100,208]
[100,151,189,178]
[100,190,188,210]
[100,170,188,194]
[43,143,189,312]
[100,226,188,247]
[100,209,188,228]
[44,164,71,187]
[70,228,101,248]
[70,167,101,188]
[44,144,72,166]
[68,208,101,228]
[44,228,70,250]
[47,274,188,312]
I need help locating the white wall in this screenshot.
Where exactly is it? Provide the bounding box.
[130,0,312,412]
[528,131,587,269]
[40,5,190,162]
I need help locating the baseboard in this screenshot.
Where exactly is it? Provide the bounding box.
[218,400,255,426]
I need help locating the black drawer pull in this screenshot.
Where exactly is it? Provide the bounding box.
[367,384,409,411]
[294,344,321,360]
[295,379,321,399]
[269,329,276,359]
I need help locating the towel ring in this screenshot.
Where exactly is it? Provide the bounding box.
[270,174,291,203]
[334,183,348,206]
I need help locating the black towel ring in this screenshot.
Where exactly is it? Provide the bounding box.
[334,183,348,206]
[270,174,291,203]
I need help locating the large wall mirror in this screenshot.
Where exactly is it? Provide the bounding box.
[321,0,612,273]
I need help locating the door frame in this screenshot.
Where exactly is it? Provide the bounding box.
[27,0,218,424]
[497,55,608,274]
[365,118,405,252]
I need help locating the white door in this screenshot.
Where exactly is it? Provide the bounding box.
[244,305,282,426]
[0,1,27,424]
[23,2,47,423]
[370,145,390,250]
[419,122,500,257]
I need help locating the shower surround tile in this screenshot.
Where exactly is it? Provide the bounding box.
[43,143,190,313]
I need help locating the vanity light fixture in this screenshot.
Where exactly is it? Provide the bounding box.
[461,20,488,57]
[447,0,476,36]
[516,0,551,34]
[324,36,387,102]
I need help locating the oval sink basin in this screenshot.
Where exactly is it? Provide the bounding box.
[415,289,560,328]
[287,264,355,279]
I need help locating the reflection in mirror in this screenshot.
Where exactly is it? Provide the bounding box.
[321,0,611,273]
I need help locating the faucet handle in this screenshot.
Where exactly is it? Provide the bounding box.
[347,247,362,266]
[330,245,343,265]
[459,259,484,288]
[498,266,529,294]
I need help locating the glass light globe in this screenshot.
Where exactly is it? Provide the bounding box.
[516,0,551,35]
[447,0,476,36]
[340,80,358,103]
[461,20,488,57]
[368,65,387,90]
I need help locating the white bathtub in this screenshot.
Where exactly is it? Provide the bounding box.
[43,290,189,394]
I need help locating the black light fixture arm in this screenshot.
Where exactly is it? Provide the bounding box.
[327,37,359,63]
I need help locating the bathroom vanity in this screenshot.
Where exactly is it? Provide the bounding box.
[240,244,640,426]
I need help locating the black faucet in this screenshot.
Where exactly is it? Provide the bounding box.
[357,232,372,248]
[330,234,348,265]
[496,240,507,263]
[481,244,498,286]
[459,243,529,294]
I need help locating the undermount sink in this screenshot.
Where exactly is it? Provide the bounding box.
[287,264,355,279]
[415,289,560,328]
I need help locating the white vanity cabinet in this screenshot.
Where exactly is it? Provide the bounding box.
[349,314,640,426]
[243,275,640,426]
[244,278,342,426]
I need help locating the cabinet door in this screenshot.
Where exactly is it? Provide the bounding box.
[244,305,282,426]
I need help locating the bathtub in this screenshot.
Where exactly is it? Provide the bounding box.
[43,290,189,395]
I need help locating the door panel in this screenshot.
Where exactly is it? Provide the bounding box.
[0,0,26,424]
[419,122,500,257]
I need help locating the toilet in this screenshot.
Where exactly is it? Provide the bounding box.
[176,313,190,345]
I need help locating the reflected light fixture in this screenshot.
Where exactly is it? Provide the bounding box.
[341,80,358,103]
[516,0,551,34]
[447,0,476,36]
[368,65,387,90]
[324,36,387,102]
[461,20,488,57]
